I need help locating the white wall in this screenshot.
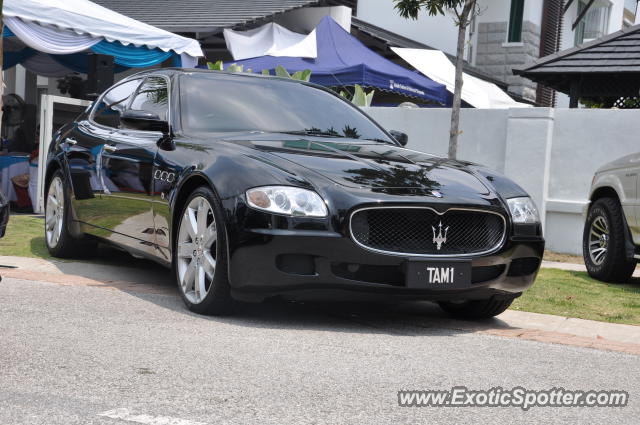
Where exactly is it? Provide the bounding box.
[368,107,508,172]
[365,106,640,255]
[475,0,512,22]
[522,0,544,25]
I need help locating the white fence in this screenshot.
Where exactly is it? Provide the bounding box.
[365,107,640,255]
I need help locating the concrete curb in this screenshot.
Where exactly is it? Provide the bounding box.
[542,260,640,277]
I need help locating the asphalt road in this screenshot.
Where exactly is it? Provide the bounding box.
[0,275,638,425]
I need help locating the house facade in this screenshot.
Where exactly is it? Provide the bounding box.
[356,0,640,105]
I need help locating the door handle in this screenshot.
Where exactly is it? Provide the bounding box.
[103,144,117,153]
[65,137,77,145]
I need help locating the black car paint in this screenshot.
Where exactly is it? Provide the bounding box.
[46,69,544,302]
[0,190,8,238]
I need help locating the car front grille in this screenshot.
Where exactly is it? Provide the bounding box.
[350,207,506,256]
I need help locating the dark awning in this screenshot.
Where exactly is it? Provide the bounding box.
[91,0,321,33]
[513,23,640,101]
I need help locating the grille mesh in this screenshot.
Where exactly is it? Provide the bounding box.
[351,208,505,255]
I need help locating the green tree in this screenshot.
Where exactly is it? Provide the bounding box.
[393,0,478,159]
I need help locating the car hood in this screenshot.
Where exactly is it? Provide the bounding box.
[595,152,640,174]
[225,137,492,197]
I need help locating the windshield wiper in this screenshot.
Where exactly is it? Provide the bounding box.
[281,130,346,138]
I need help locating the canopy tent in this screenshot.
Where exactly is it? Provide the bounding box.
[224,22,317,61]
[226,17,448,105]
[3,0,203,77]
[392,48,529,109]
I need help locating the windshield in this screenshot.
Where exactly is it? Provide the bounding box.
[179,73,394,143]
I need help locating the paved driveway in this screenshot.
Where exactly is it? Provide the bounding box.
[0,270,638,424]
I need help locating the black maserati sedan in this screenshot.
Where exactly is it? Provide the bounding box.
[44,69,544,318]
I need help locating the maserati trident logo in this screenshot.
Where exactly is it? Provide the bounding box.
[432,221,449,250]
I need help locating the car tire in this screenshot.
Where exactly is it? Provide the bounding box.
[174,185,234,315]
[583,197,636,283]
[438,297,515,320]
[44,170,97,258]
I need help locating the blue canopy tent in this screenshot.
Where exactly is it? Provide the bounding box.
[226,17,448,105]
[2,0,203,77]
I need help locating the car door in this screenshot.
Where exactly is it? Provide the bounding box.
[152,149,183,262]
[65,78,142,227]
[97,76,170,255]
[627,154,640,244]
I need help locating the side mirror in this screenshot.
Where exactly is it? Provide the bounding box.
[389,130,408,147]
[121,109,168,133]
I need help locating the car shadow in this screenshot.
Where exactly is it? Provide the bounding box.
[628,276,640,286]
[37,244,523,337]
[45,243,176,294]
[224,298,515,337]
[103,257,519,337]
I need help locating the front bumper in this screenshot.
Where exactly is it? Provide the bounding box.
[228,227,545,303]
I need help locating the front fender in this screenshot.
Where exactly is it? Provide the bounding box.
[44,133,84,239]
[589,173,626,203]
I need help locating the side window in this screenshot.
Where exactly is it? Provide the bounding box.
[127,76,169,124]
[92,79,142,128]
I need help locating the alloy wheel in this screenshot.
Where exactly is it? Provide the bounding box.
[177,196,217,304]
[588,215,609,266]
[45,176,65,248]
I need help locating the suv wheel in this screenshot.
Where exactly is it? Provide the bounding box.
[583,197,636,282]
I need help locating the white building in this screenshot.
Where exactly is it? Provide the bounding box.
[357,0,640,105]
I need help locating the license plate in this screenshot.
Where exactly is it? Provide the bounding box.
[406,260,471,289]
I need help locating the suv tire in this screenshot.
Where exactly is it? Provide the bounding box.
[583,197,636,282]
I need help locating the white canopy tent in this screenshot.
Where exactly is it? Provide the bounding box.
[4,0,203,68]
[392,48,530,109]
[224,22,317,61]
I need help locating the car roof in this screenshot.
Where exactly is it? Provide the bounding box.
[119,67,347,103]
[123,67,315,86]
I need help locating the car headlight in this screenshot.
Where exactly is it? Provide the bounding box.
[507,197,540,224]
[246,186,328,217]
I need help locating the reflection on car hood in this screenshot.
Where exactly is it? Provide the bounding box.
[231,138,491,196]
